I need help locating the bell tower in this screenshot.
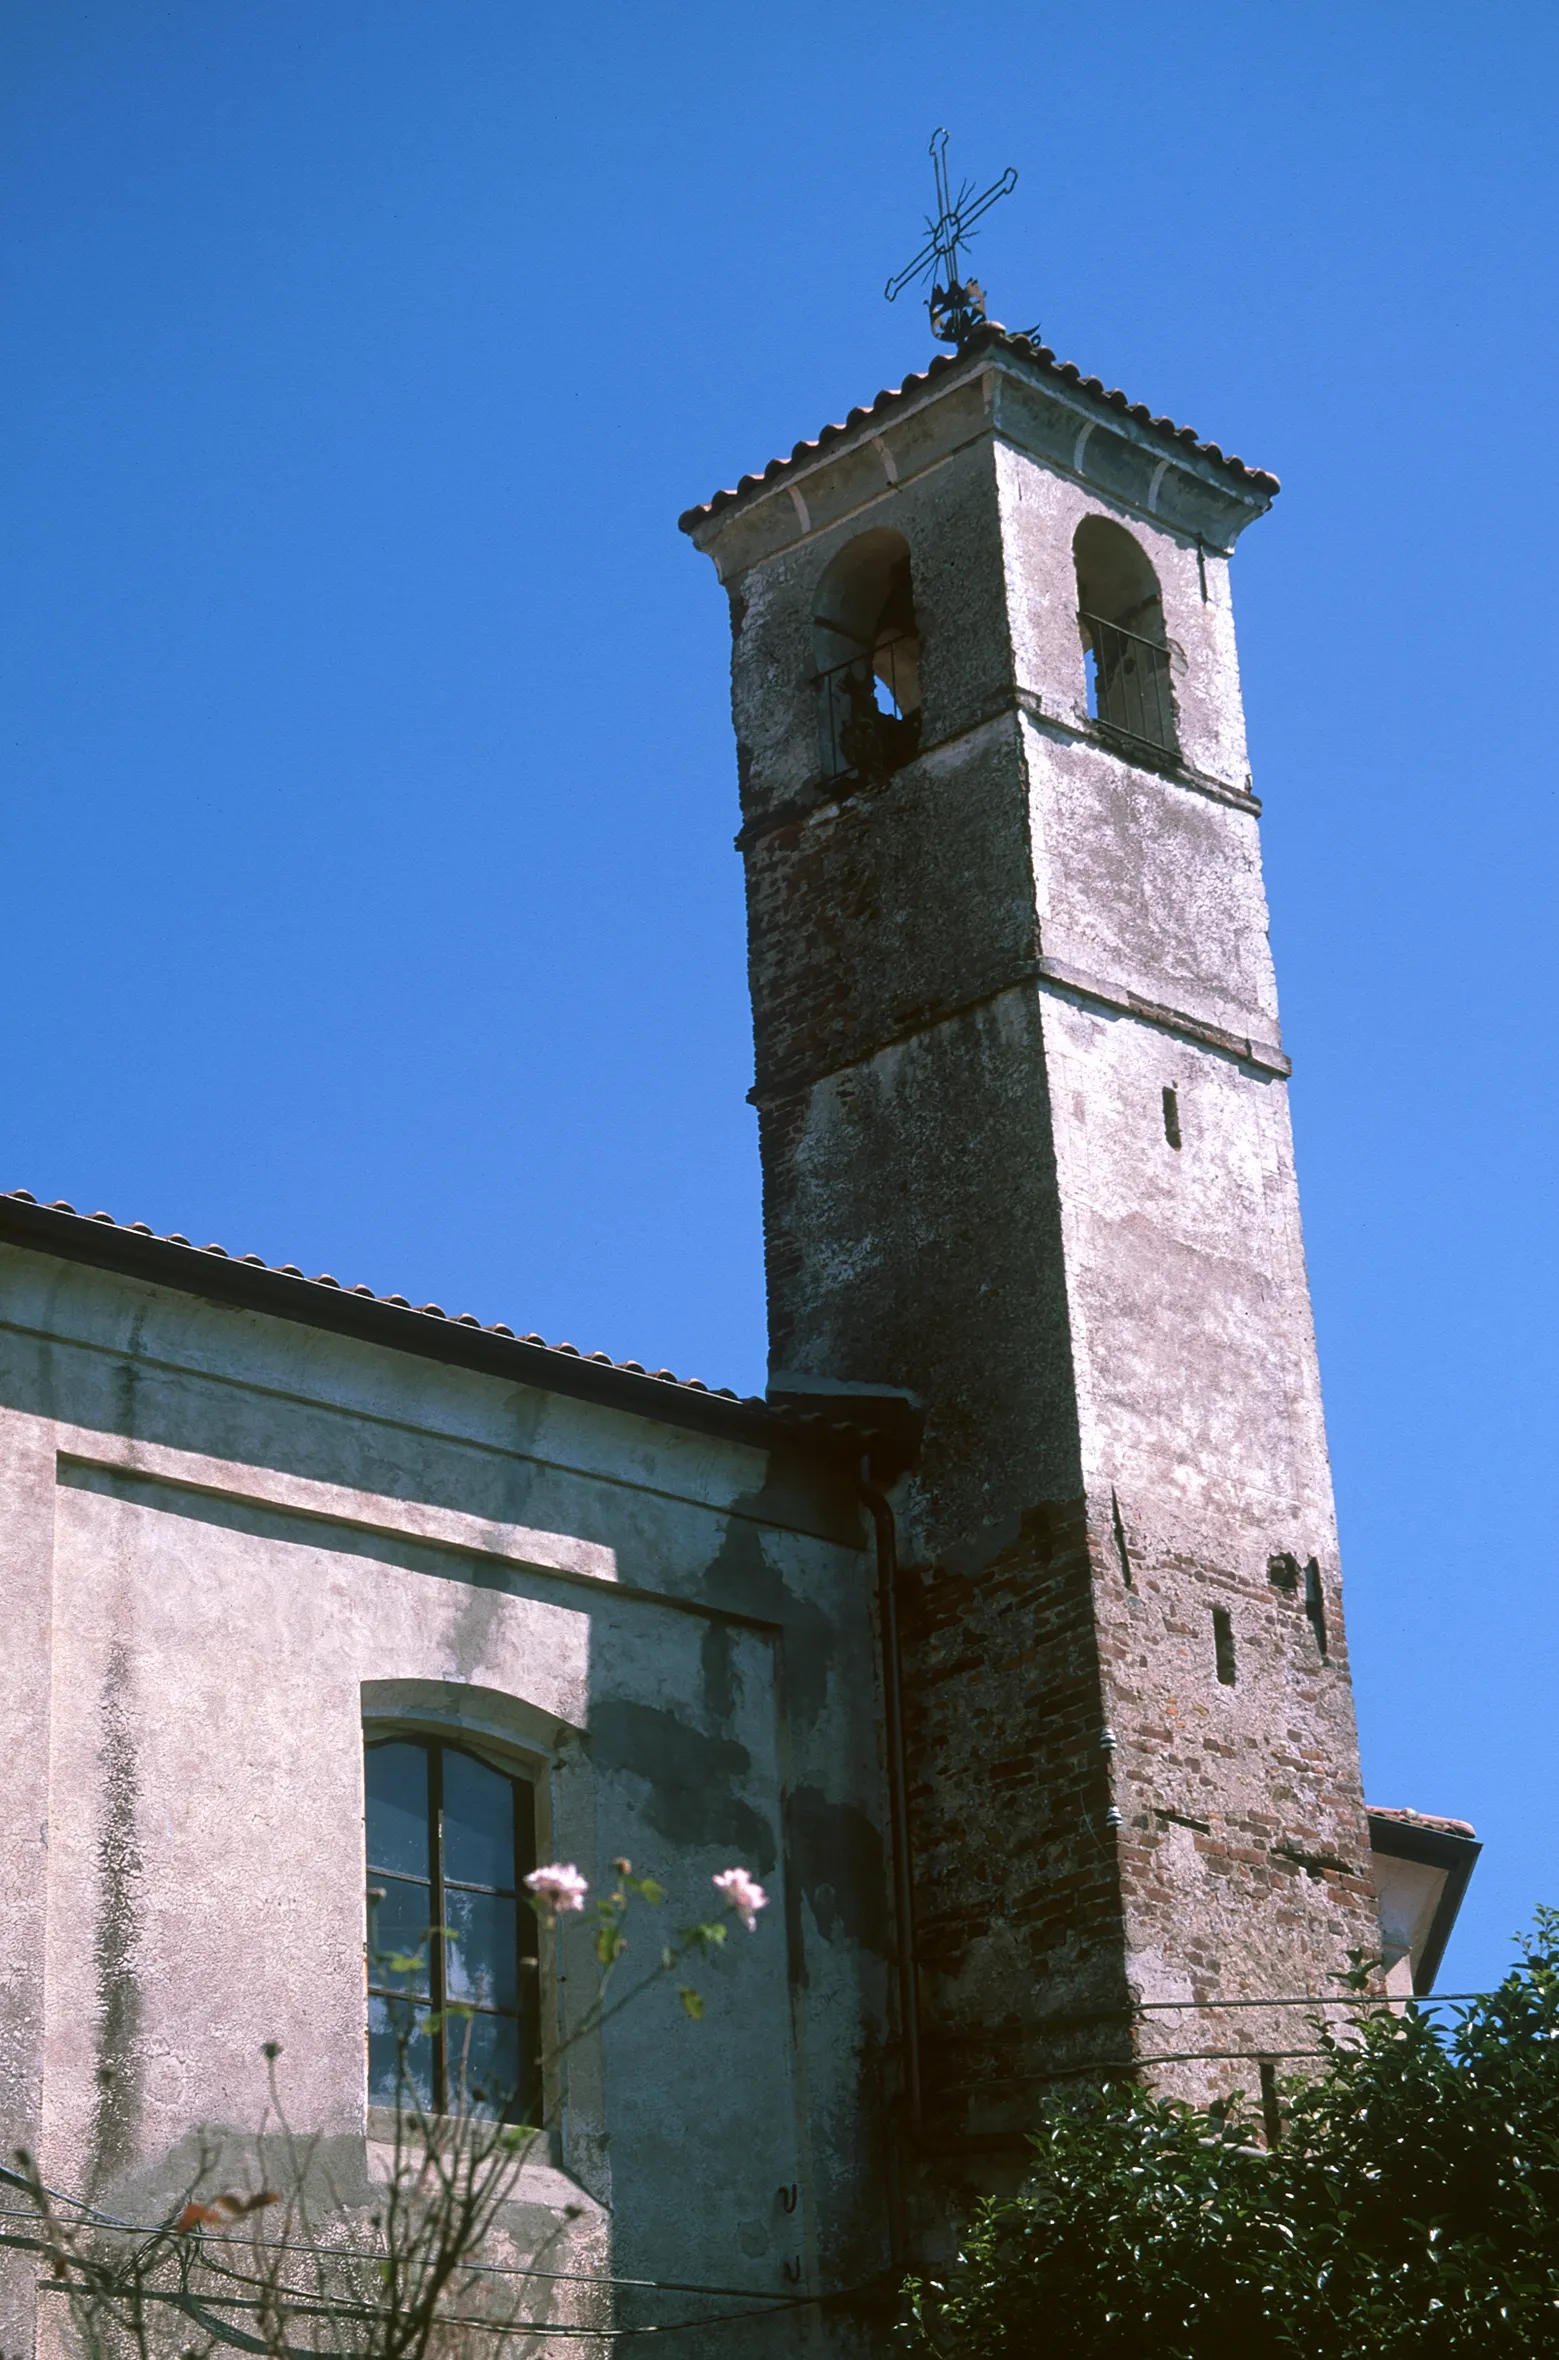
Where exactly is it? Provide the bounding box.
[681,328,1380,2164]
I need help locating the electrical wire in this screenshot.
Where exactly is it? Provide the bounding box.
[4,1985,1521,2342]
[16,2229,841,2348]
[36,2268,823,2341]
[947,1987,1533,2095]
[988,1989,1503,2040]
[952,2044,1335,2091]
[1129,1989,1500,2012]
[0,2198,798,2307]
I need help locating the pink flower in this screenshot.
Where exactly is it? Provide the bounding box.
[525,1863,589,1914]
[712,1866,768,1931]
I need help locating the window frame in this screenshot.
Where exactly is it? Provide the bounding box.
[364,1732,541,2122]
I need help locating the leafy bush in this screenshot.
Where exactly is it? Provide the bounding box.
[904,1911,1559,2359]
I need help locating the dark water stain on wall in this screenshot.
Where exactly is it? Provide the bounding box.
[698,1619,739,1728]
[699,1473,897,1965]
[112,1313,147,1441]
[700,1494,838,1734]
[441,1575,512,1684]
[89,1642,143,2193]
[588,1701,776,1875]
[787,1786,888,1955]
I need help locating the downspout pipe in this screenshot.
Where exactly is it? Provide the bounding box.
[858,1463,922,2130]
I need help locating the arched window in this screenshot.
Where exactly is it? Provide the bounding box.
[812,528,922,785]
[365,1735,540,2121]
[1074,516,1178,758]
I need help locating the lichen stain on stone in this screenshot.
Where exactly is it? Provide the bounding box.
[586,1700,775,1876]
[89,1641,144,2192]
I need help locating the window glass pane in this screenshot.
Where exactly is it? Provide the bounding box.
[440,1749,515,1891]
[512,1774,537,1911]
[446,2009,523,2119]
[366,1742,430,1879]
[368,1995,434,2110]
[365,1734,540,2122]
[444,1888,520,2012]
[367,1875,435,1997]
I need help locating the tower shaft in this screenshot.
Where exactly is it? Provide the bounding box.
[684,334,1378,2158]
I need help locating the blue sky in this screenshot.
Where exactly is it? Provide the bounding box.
[1,2,1554,1990]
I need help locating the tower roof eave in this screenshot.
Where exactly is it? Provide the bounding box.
[679,325,1279,544]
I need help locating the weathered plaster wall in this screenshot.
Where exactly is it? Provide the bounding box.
[0,1244,888,2353]
[993,430,1252,788]
[1043,974,1375,2066]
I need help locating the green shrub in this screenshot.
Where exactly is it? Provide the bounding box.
[903,1911,1559,2358]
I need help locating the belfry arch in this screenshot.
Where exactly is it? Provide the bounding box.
[1074,513,1179,757]
[811,527,922,784]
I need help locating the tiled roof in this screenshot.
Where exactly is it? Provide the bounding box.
[1367,1805,1479,1842]
[0,1188,914,1470]
[679,324,1279,534]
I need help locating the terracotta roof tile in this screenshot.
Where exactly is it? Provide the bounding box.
[1367,1804,1479,1841]
[679,325,1278,534]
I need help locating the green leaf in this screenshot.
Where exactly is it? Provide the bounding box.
[898,1910,1559,2358]
[683,1920,728,1949]
[677,1986,704,2021]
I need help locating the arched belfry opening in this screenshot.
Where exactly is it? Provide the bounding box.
[812,529,922,785]
[1074,514,1178,759]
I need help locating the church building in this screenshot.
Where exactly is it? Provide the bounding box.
[0,318,1476,2350]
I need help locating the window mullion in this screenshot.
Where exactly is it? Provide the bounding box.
[429,1742,447,2114]
[511,1770,527,2125]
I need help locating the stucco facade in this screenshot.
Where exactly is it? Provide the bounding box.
[0,1211,903,2352]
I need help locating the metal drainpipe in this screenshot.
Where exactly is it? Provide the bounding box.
[858,1462,922,2130]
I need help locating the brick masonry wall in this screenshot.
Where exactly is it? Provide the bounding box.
[899,1499,1132,2131]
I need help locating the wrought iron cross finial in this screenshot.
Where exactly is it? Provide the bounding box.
[885,128,1018,349]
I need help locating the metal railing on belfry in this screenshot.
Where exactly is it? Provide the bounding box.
[1080,610,1179,759]
[815,630,921,785]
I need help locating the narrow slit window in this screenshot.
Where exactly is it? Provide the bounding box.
[1111,1487,1133,1589]
[1260,2060,1282,2147]
[1212,1607,1237,1687]
[1304,1559,1329,1660]
[1162,1085,1182,1150]
[365,1736,540,2122]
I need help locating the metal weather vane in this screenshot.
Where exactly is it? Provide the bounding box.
[885,128,1018,349]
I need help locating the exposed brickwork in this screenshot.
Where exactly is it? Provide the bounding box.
[743,728,1037,1099]
[1097,1508,1379,2106]
[900,1499,1132,2138]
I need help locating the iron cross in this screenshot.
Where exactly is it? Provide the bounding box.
[885,128,1019,348]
